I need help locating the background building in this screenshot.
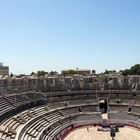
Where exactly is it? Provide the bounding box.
[61,69,91,75]
[0,63,9,76]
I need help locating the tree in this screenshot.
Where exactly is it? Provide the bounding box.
[105,69,109,74]
[92,70,96,74]
[49,71,58,76]
[122,69,130,76]
[104,69,116,74]
[10,73,13,77]
[30,72,36,75]
[37,70,46,76]
[68,70,77,75]
[121,64,140,76]
[130,64,140,75]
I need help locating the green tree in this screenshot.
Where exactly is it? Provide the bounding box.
[68,70,77,75]
[130,64,140,75]
[121,64,140,76]
[122,69,130,76]
[104,69,109,74]
[10,73,13,77]
[92,70,96,74]
[30,72,36,75]
[104,69,116,74]
[49,71,58,76]
[37,70,46,76]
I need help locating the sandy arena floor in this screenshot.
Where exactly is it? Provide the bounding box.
[64,126,140,140]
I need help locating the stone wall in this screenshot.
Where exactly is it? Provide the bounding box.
[0,75,140,94]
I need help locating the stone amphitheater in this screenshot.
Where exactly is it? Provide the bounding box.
[0,75,140,140]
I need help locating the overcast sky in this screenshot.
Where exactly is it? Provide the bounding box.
[0,0,140,74]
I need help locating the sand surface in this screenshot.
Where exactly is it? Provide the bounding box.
[64,126,140,140]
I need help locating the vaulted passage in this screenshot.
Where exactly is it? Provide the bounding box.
[99,99,108,113]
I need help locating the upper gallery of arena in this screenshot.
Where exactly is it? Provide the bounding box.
[0,64,140,94]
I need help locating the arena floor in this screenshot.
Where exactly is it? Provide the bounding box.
[64,126,140,140]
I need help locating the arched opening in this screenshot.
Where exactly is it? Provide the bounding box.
[99,99,108,113]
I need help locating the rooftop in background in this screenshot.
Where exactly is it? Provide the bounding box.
[0,63,9,76]
[61,69,91,76]
[0,63,4,67]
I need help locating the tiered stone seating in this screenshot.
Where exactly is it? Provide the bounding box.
[20,111,63,140]
[5,94,27,107]
[109,99,131,104]
[0,107,49,140]
[0,103,63,140]
[47,102,65,110]
[47,99,98,111]
[0,113,33,140]
[131,106,140,114]
[60,107,79,116]
[40,113,102,140]
[108,103,140,126]
[24,92,44,101]
[0,89,140,140]
[0,125,17,140]
[0,97,13,116]
[108,104,128,113]
[17,103,102,140]
[108,112,139,122]
[40,122,70,140]
[81,105,98,112]
[5,92,43,107]
[72,113,102,124]
[68,99,98,106]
